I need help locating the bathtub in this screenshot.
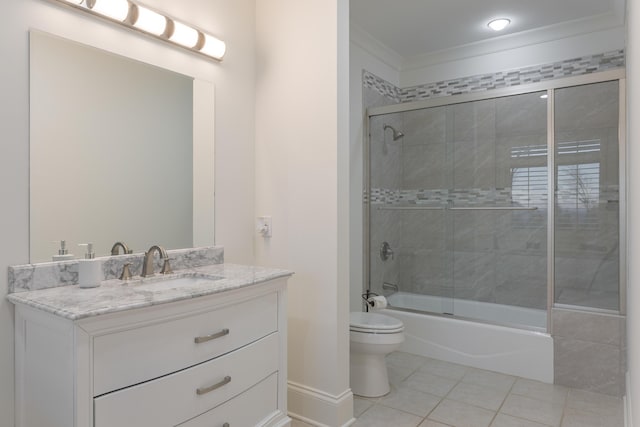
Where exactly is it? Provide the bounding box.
[381,292,553,383]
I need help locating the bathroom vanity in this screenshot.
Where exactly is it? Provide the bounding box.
[8,254,292,427]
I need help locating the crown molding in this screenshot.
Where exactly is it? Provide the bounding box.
[351,11,624,74]
[350,23,402,72]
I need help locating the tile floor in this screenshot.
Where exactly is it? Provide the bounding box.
[291,352,624,427]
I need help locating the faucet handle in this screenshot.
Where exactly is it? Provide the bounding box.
[161,258,173,275]
[120,263,133,280]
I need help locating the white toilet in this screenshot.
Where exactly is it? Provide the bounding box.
[349,311,404,397]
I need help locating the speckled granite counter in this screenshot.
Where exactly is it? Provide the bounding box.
[7,263,293,320]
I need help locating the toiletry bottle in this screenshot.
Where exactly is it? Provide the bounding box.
[78,243,102,288]
[52,240,75,261]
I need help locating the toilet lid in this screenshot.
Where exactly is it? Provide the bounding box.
[350,312,403,333]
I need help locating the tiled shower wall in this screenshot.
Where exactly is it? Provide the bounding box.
[363,50,626,396]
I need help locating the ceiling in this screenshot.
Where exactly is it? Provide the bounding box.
[350,0,625,67]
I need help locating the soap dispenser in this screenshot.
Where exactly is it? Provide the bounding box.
[52,240,75,261]
[78,243,102,288]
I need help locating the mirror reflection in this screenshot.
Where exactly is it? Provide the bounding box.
[29,31,213,262]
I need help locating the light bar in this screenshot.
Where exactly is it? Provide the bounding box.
[87,0,130,22]
[132,5,167,36]
[53,0,226,61]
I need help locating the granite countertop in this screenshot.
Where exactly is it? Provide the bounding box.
[7,263,293,321]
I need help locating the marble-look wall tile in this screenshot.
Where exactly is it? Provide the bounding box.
[368,207,401,296]
[401,211,447,251]
[452,211,497,252]
[452,141,496,189]
[554,336,623,397]
[555,81,619,132]
[402,106,447,147]
[495,91,547,136]
[402,143,448,190]
[494,253,547,309]
[9,246,224,293]
[553,309,623,345]
[370,115,403,190]
[553,309,625,397]
[494,213,547,253]
[398,249,452,297]
[364,86,397,110]
[452,251,496,302]
[451,99,496,144]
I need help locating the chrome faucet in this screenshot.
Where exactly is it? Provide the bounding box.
[110,241,133,255]
[141,245,169,277]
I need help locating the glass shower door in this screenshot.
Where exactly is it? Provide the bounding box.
[448,92,548,328]
[367,106,454,315]
[554,81,620,311]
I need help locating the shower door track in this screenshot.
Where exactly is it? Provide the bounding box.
[376,206,538,211]
[448,206,538,211]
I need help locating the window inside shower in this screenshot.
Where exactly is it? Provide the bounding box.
[364,77,624,331]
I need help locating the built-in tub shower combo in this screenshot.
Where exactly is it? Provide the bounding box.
[361,72,626,386]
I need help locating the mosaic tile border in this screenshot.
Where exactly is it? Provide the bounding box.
[369,186,618,207]
[370,187,521,206]
[363,49,625,103]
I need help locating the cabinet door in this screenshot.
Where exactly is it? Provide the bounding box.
[178,373,278,427]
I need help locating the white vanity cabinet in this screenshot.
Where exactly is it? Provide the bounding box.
[13,277,290,427]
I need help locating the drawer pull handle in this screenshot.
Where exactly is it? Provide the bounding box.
[196,376,231,395]
[223,424,230,427]
[194,328,230,344]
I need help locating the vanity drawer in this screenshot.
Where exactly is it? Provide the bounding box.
[93,292,278,396]
[177,373,278,427]
[94,332,279,427]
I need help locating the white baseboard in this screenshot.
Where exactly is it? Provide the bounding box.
[627,371,633,427]
[288,381,355,427]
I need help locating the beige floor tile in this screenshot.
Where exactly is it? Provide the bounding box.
[561,407,624,427]
[490,413,550,427]
[386,351,429,371]
[565,388,623,418]
[428,398,496,427]
[419,358,469,381]
[500,394,564,427]
[388,363,416,387]
[447,381,509,411]
[403,371,458,397]
[510,378,568,404]
[461,368,517,392]
[353,396,375,418]
[351,404,423,427]
[378,384,442,417]
[419,420,452,427]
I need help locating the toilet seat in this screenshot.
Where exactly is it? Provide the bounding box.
[350,312,404,334]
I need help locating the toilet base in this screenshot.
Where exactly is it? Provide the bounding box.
[350,352,391,397]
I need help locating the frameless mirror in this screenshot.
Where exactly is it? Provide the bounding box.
[29,31,215,262]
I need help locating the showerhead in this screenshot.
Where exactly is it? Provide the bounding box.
[383,124,404,141]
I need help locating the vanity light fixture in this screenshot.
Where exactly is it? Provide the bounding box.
[131,4,167,36]
[487,18,511,32]
[54,0,226,61]
[169,20,200,48]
